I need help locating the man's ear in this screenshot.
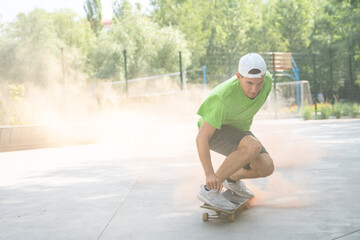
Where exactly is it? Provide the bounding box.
[236,72,242,82]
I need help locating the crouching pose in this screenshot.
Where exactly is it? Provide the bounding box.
[196,53,275,210]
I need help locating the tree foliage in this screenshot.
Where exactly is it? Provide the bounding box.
[151,0,359,101]
[83,0,103,34]
[0,9,94,85]
[88,0,190,79]
[0,0,359,101]
[307,0,360,100]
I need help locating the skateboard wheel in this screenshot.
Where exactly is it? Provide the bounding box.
[202,213,209,222]
[228,214,235,222]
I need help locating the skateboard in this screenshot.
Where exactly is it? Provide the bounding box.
[200,189,252,222]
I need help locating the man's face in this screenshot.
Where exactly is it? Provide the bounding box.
[236,72,265,99]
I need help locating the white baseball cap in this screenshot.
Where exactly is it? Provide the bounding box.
[238,53,267,78]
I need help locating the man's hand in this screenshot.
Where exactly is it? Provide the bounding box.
[206,173,223,193]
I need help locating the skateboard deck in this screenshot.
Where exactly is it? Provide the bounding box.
[200,189,252,222]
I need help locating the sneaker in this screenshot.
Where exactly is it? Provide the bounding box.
[223,179,254,199]
[197,185,236,210]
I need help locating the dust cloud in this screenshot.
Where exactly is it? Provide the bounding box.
[1,74,325,210]
[245,119,326,208]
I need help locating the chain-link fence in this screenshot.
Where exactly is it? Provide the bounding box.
[98,49,359,105]
[185,51,360,104]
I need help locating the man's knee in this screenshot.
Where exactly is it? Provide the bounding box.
[258,157,274,177]
[238,136,262,157]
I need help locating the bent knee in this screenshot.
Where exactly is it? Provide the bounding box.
[238,136,262,157]
[258,159,274,177]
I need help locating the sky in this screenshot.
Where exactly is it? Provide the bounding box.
[0,0,152,23]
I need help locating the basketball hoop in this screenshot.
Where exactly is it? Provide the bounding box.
[271,52,292,71]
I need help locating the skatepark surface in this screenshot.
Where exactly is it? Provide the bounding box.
[1,114,360,240]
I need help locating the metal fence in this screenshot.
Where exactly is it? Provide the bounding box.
[185,51,360,104]
[113,50,360,104]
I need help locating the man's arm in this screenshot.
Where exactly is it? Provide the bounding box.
[196,121,223,193]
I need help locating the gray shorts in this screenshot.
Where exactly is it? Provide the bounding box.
[209,125,268,170]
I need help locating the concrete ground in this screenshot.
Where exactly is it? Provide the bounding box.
[1,116,360,240]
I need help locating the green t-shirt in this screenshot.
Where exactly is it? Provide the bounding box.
[197,72,273,131]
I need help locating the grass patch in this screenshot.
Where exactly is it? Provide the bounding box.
[296,102,360,120]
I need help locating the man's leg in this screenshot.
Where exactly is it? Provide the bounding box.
[215,135,264,182]
[229,153,274,180]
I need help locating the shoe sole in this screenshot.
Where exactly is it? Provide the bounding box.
[197,192,236,211]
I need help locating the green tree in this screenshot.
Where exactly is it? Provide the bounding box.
[88,32,123,79]
[0,9,94,85]
[52,9,94,54]
[152,0,269,81]
[309,0,360,101]
[84,0,103,34]
[87,0,190,79]
[266,0,316,52]
[51,9,95,77]
[113,0,132,19]
[0,9,59,84]
[0,15,4,32]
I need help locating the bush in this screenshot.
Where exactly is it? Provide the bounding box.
[332,103,342,119]
[319,105,331,119]
[2,84,27,125]
[341,103,352,116]
[301,102,359,120]
[0,101,7,124]
[301,106,313,120]
[351,103,359,118]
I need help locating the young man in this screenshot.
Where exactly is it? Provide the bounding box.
[196,53,274,210]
